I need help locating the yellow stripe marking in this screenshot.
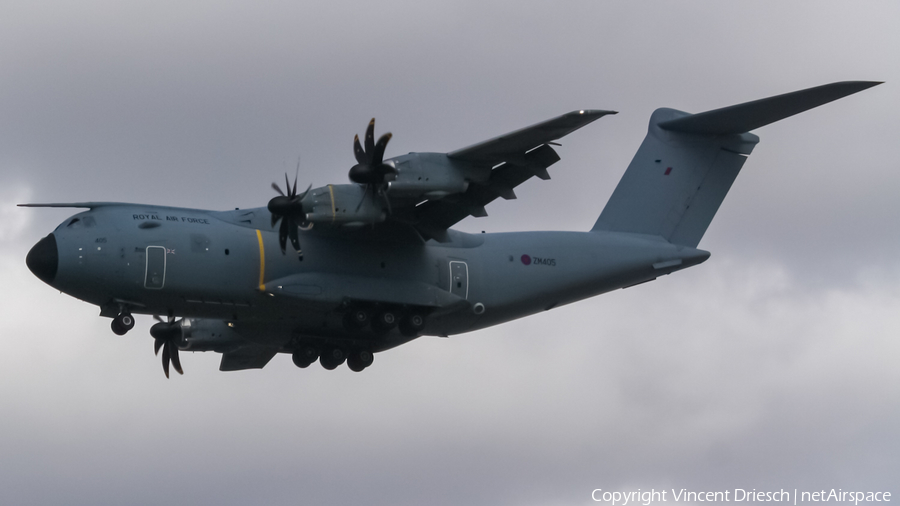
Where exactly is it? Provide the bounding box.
[256,229,266,291]
[327,184,336,223]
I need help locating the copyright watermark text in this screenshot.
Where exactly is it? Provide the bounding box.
[591,489,891,505]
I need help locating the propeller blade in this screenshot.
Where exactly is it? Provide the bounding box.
[353,135,366,165]
[268,167,308,256]
[161,341,171,378]
[381,187,392,215]
[153,315,163,323]
[372,132,392,164]
[288,220,301,252]
[151,316,184,377]
[170,346,184,376]
[364,118,375,162]
[297,183,312,202]
[348,119,394,186]
[278,217,289,254]
[356,184,371,212]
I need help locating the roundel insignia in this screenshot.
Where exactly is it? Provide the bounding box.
[520,254,531,265]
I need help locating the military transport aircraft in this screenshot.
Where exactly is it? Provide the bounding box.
[22,81,880,377]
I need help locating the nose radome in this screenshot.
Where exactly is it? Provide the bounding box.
[26,233,58,284]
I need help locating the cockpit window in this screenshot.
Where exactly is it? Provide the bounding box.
[66,216,96,229]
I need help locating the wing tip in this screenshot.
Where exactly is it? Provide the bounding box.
[571,109,618,117]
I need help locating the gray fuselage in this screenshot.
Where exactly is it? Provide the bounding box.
[38,203,708,351]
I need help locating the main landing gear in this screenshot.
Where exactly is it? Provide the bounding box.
[291,343,319,368]
[290,304,427,372]
[342,305,426,337]
[346,349,374,372]
[319,347,346,370]
[399,313,425,337]
[291,344,374,372]
[110,312,135,335]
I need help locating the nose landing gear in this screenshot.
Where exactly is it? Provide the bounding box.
[110,312,135,335]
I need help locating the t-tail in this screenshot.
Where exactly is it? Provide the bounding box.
[592,81,882,247]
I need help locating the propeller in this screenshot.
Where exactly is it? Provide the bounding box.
[349,118,395,184]
[349,119,396,213]
[268,164,312,255]
[150,314,184,378]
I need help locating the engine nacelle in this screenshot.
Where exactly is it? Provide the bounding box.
[385,153,478,199]
[180,318,247,352]
[303,184,386,226]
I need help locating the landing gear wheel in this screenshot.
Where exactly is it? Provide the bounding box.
[120,314,135,331]
[347,350,375,372]
[343,308,370,331]
[111,313,134,336]
[319,346,346,370]
[292,352,312,368]
[111,319,127,336]
[292,343,319,369]
[399,313,426,337]
[372,311,397,333]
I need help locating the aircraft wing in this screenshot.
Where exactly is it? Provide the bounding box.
[447,109,615,164]
[411,110,615,240]
[18,202,137,209]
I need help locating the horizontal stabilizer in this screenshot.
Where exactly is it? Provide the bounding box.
[658,81,882,135]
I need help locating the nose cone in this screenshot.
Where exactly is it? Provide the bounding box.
[26,233,58,284]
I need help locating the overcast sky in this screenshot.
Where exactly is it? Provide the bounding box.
[1,2,898,505]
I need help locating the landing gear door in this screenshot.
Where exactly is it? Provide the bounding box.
[144,246,167,289]
[449,261,468,300]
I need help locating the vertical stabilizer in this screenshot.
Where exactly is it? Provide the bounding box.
[591,81,881,247]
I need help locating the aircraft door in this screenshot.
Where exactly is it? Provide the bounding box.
[449,260,468,299]
[144,246,167,289]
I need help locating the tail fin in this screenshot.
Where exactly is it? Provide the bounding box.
[591,81,881,247]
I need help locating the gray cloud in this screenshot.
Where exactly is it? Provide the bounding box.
[1,1,898,505]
